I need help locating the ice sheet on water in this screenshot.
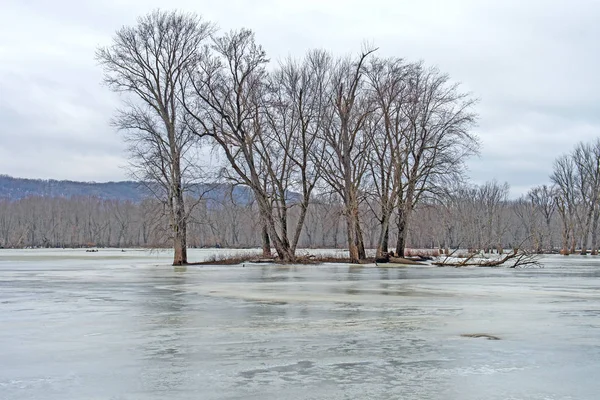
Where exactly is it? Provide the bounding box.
[1,251,599,399]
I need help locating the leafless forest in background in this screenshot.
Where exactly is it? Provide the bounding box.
[1,172,598,259]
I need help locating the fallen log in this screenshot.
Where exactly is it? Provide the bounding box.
[250,258,277,263]
[386,257,425,265]
[433,249,540,268]
[461,333,501,340]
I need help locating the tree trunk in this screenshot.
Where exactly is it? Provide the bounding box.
[546,218,553,252]
[562,235,569,255]
[173,226,187,266]
[591,209,599,255]
[559,212,570,255]
[354,213,366,260]
[345,211,360,264]
[172,223,187,265]
[291,203,310,254]
[581,205,595,255]
[261,223,271,257]
[382,224,389,255]
[395,207,407,257]
[332,218,339,249]
[172,185,187,266]
[580,223,589,255]
[376,221,390,258]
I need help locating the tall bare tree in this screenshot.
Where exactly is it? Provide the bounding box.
[261,50,330,255]
[570,140,600,254]
[364,56,408,257]
[185,30,333,261]
[96,10,214,265]
[319,48,377,263]
[393,63,478,257]
[185,28,277,257]
[184,29,309,261]
[550,140,600,255]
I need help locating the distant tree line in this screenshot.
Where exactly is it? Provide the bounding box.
[0,172,574,255]
[0,190,521,250]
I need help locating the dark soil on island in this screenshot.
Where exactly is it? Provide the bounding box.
[188,254,426,266]
[189,255,359,266]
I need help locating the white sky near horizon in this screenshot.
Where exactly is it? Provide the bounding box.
[1,0,599,198]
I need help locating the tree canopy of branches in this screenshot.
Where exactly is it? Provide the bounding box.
[96,9,480,263]
[364,59,479,258]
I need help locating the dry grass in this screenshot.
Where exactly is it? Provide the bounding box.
[190,252,372,265]
[189,252,263,265]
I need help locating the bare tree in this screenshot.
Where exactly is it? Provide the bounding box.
[393,62,478,257]
[513,196,539,251]
[186,29,322,261]
[185,31,334,261]
[318,47,377,263]
[571,141,600,254]
[527,185,557,252]
[549,140,600,255]
[551,155,578,254]
[184,28,284,257]
[261,50,330,255]
[477,181,510,253]
[96,10,214,265]
[364,56,408,257]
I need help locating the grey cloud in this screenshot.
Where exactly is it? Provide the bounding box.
[2,0,600,197]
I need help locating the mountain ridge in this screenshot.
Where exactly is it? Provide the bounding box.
[0,175,254,204]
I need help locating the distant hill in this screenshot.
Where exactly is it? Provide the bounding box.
[0,175,255,204]
[0,175,148,201]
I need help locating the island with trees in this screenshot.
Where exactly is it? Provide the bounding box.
[0,10,597,269]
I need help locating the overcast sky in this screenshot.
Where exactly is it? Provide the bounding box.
[2,0,599,197]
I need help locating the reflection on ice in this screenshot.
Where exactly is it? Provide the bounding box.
[1,250,600,399]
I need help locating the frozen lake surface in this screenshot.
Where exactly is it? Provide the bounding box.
[2,249,600,399]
